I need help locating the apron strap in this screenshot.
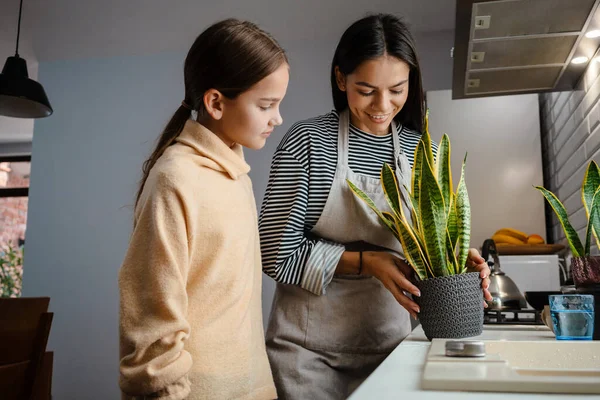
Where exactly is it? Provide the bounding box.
[337,110,350,167]
[391,120,405,171]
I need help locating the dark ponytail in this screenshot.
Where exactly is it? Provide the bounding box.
[135,19,287,207]
[135,105,190,203]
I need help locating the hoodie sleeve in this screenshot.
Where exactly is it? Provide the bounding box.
[119,171,192,400]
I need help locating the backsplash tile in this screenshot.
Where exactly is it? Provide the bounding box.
[540,60,600,256]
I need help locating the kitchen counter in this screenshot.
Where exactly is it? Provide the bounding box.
[349,325,600,400]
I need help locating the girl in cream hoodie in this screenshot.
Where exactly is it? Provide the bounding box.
[119,19,289,400]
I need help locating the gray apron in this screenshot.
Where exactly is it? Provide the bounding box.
[265,110,413,400]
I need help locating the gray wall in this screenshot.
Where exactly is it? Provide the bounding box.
[539,57,600,256]
[22,29,454,398]
[24,52,186,399]
[427,91,544,250]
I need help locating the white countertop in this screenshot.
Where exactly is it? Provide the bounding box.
[348,325,600,400]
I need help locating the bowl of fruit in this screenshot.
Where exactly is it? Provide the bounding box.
[490,228,564,255]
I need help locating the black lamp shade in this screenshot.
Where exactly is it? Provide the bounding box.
[0,56,53,118]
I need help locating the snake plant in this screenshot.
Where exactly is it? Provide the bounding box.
[347,112,471,280]
[535,160,600,258]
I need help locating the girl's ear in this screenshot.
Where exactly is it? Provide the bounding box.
[203,89,225,120]
[335,66,347,92]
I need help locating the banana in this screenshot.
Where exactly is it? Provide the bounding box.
[527,234,545,244]
[493,228,528,243]
[492,233,526,245]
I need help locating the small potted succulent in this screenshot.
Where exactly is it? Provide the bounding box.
[347,113,483,340]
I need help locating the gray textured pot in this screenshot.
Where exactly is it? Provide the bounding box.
[415,271,484,341]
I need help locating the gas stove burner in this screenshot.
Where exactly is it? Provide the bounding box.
[483,308,543,325]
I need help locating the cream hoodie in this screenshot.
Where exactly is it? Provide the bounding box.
[119,120,276,400]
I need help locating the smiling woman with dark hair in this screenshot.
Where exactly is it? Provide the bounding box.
[258,14,491,399]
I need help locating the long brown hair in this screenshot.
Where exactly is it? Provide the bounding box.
[330,14,425,133]
[135,18,288,206]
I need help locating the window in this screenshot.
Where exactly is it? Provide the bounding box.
[0,155,30,297]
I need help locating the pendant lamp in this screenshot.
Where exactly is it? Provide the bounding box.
[0,0,53,118]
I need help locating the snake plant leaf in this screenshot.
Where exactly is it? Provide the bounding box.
[381,211,400,239]
[446,229,459,275]
[404,185,421,230]
[347,179,394,233]
[396,184,427,258]
[403,208,429,267]
[420,124,436,176]
[582,161,600,217]
[582,161,600,245]
[456,154,471,271]
[436,134,453,217]
[381,163,402,218]
[395,217,430,280]
[585,187,600,254]
[423,108,435,171]
[447,192,459,250]
[419,154,447,277]
[536,186,584,257]
[412,141,424,207]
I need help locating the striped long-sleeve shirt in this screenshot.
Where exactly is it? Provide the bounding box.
[258,111,437,295]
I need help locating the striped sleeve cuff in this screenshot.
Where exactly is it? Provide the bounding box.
[300,240,345,295]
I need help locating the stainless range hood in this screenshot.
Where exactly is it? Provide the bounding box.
[453,0,600,99]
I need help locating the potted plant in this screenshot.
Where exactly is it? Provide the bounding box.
[535,161,600,340]
[347,113,483,340]
[535,161,600,288]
